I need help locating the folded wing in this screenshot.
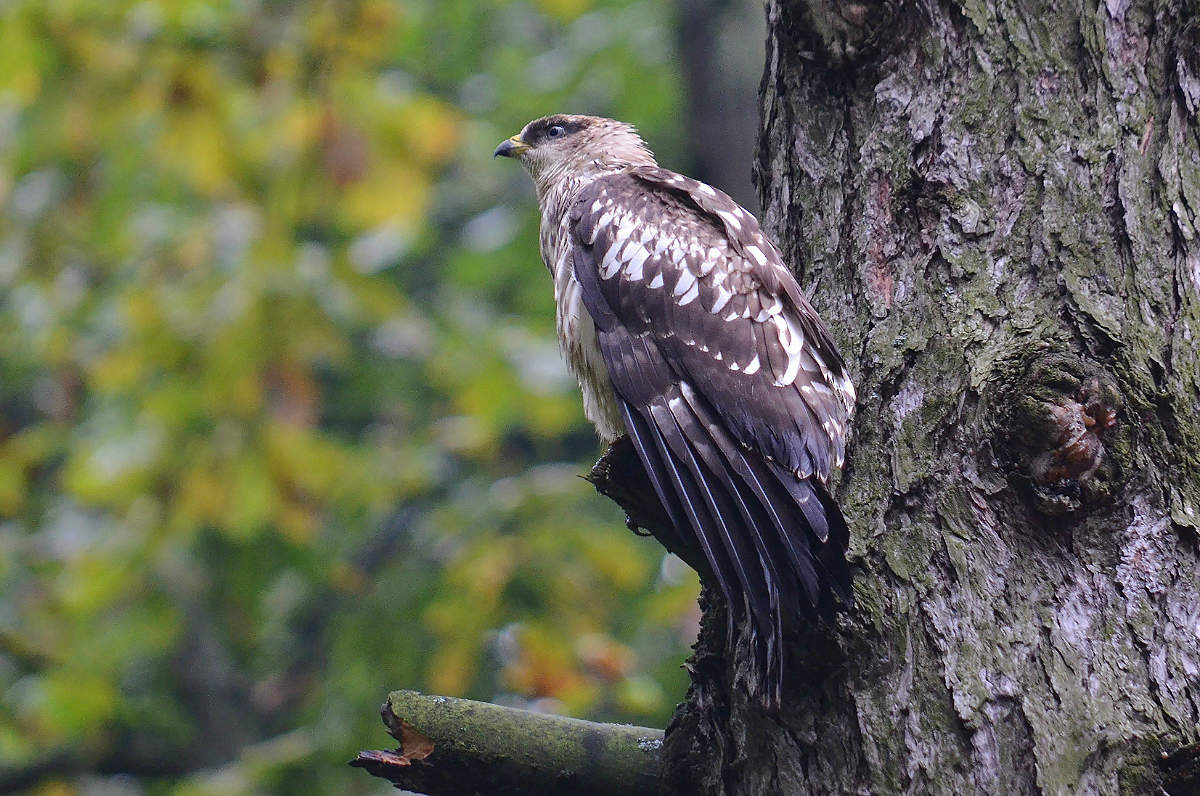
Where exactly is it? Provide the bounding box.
[568,167,856,700]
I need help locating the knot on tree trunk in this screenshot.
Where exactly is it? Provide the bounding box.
[777,0,897,68]
[999,356,1123,517]
[1033,383,1118,484]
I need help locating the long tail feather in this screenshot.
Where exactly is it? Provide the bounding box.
[647,399,770,631]
[677,382,825,610]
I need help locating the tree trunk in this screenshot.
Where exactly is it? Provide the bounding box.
[660,0,1200,793]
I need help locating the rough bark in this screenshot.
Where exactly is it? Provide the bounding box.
[659,0,1200,793]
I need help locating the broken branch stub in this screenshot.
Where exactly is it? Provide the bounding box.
[353,690,663,796]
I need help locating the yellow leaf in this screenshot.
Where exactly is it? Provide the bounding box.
[37,669,120,738]
[396,98,462,167]
[223,454,277,538]
[176,467,229,527]
[277,499,317,544]
[535,0,592,21]
[59,556,136,615]
[5,66,41,104]
[427,642,475,695]
[0,457,27,515]
[616,674,666,716]
[89,348,145,393]
[502,624,585,699]
[264,423,350,499]
[579,531,651,590]
[282,102,324,151]
[339,159,427,228]
[265,46,300,83]
[62,428,163,506]
[449,538,518,602]
[159,109,235,195]
[330,561,367,594]
[337,0,399,58]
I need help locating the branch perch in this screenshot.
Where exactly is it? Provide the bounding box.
[585,436,707,576]
[352,690,663,795]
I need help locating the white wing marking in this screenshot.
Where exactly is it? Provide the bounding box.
[710,286,733,314]
[717,209,742,233]
[773,315,804,355]
[678,280,700,306]
[754,294,783,322]
[744,245,768,266]
[601,241,623,279]
[625,245,648,281]
[673,267,696,298]
[615,215,637,242]
[776,350,802,387]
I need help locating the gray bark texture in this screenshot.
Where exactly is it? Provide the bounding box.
[659,0,1200,793]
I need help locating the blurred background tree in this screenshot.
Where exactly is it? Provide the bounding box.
[0,0,762,792]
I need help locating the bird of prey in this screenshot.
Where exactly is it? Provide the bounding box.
[495,114,855,701]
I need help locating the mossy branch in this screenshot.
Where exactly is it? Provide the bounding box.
[352,690,663,796]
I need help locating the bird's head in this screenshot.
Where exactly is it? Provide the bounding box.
[494,114,655,192]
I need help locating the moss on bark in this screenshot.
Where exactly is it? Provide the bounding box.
[660,0,1200,793]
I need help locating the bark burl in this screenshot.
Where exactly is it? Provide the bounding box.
[659,0,1200,793]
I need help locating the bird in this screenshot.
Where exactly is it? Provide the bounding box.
[495,114,856,703]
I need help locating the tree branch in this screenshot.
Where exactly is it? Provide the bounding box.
[352,690,663,796]
[585,436,708,577]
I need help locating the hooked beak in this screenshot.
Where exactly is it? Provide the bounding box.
[494,135,531,158]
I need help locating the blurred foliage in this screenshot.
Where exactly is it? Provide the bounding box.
[0,0,706,792]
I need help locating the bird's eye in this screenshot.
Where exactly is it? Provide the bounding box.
[547,125,566,139]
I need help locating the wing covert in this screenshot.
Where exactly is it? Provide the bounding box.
[570,169,855,484]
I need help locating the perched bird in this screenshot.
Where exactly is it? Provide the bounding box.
[495,114,855,701]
